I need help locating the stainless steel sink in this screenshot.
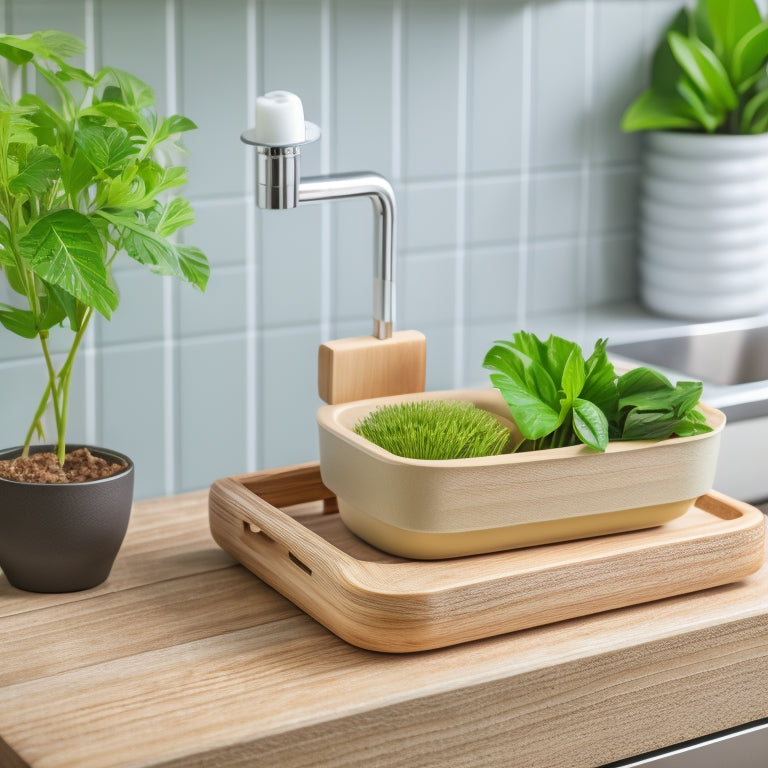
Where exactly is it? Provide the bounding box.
[607,316,768,501]
[609,318,768,422]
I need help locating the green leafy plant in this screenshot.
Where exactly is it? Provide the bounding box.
[0,30,209,464]
[483,331,711,453]
[354,400,511,460]
[622,0,768,134]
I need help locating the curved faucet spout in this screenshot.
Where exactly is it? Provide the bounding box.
[299,172,396,340]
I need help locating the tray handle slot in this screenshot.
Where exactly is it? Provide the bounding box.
[242,519,313,576]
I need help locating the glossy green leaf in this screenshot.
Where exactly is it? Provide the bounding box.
[581,338,618,416]
[572,398,609,452]
[97,209,209,291]
[675,78,722,132]
[621,89,701,132]
[489,373,561,441]
[705,0,762,68]
[732,21,768,85]
[0,304,37,337]
[155,197,195,238]
[19,210,118,319]
[96,67,155,110]
[75,124,139,173]
[667,30,738,111]
[8,146,60,197]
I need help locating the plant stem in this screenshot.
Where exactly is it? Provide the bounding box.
[22,381,52,457]
[38,331,64,463]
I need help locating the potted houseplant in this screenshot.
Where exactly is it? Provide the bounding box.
[0,30,209,592]
[622,0,768,321]
[317,331,723,559]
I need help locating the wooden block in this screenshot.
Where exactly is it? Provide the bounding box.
[318,330,426,404]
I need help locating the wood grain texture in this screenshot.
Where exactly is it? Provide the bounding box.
[317,330,426,404]
[209,463,766,652]
[2,475,767,768]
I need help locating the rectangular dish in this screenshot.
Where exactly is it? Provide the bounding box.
[208,463,765,653]
[316,388,726,558]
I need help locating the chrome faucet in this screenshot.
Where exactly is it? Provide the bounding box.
[241,91,395,340]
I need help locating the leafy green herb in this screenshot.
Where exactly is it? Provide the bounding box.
[622,0,768,134]
[483,331,712,453]
[0,30,209,464]
[354,400,511,460]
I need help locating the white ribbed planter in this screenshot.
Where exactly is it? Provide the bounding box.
[639,131,768,321]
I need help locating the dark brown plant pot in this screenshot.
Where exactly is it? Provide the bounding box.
[0,444,134,593]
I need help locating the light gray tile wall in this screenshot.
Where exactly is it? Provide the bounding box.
[0,0,683,497]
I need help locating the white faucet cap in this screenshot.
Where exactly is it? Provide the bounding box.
[253,90,306,146]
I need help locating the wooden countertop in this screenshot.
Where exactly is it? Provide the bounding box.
[1,488,767,768]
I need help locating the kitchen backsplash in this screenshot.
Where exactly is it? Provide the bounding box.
[1,0,685,497]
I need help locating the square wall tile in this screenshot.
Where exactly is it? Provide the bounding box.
[185,198,248,267]
[332,197,375,321]
[97,0,167,113]
[398,251,457,330]
[531,1,587,169]
[530,171,582,240]
[421,323,456,391]
[96,269,165,346]
[0,359,51,448]
[401,182,458,251]
[466,245,518,323]
[333,0,394,176]
[403,0,461,179]
[468,0,525,174]
[262,0,324,178]
[467,177,521,245]
[179,336,248,491]
[585,234,637,306]
[259,204,323,327]
[9,0,84,41]
[259,326,323,468]
[99,345,166,499]
[527,240,582,315]
[464,321,518,387]
[589,167,640,235]
[591,1,645,163]
[179,0,249,197]
[179,267,246,338]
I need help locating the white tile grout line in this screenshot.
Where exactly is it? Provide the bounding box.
[516,2,533,329]
[83,0,97,445]
[575,0,595,342]
[454,1,469,388]
[244,0,258,470]
[391,0,402,185]
[391,0,402,329]
[319,0,332,342]
[163,0,178,494]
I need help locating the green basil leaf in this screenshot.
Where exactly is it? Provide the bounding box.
[572,398,609,452]
[490,373,560,441]
[621,408,678,440]
[618,367,674,398]
[560,346,586,404]
[581,338,618,417]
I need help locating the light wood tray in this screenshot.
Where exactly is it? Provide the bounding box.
[209,462,766,653]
